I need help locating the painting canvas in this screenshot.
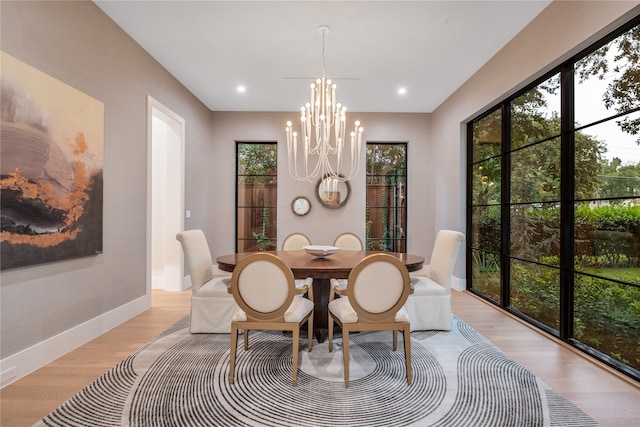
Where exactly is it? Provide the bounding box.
[1,51,104,270]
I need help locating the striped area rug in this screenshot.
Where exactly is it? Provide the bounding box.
[36,316,600,427]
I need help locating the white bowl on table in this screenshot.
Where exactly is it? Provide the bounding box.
[303,245,341,258]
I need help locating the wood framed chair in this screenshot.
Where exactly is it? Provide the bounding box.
[333,232,364,250]
[176,230,236,333]
[328,253,413,387]
[404,230,464,331]
[228,252,314,386]
[332,232,364,289]
[281,232,314,296]
[281,232,312,250]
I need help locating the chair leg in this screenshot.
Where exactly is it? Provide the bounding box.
[229,325,238,384]
[393,330,398,351]
[292,327,300,386]
[403,325,412,385]
[342,329,350,388]
[328,314,334,352]
[244,329,249,350]
[307,315,313,352]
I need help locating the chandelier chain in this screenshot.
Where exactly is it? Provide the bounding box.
[321,27,326,78]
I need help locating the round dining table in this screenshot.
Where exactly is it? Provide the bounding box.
[216,249,425,342]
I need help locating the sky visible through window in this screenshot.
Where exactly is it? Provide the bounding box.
[574,45,640,164]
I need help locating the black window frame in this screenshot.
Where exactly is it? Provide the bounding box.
[365,141,408,252]
[466,15,640,382]
[235,141,278,253]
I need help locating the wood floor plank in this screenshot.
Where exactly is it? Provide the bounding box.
[1,289,638,426]
[452,290,640,427]
[1,290,191,427]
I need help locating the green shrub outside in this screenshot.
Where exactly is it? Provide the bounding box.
[472,203,640,370]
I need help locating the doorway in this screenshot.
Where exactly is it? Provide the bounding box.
[147,96,185,292]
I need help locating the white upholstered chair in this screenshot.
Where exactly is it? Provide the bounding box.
[281,232,312,250]
[176,230,236,333]
[404,230,465,331]
[228,253,314,386]
[333,232,364,250]
[281,232,314,296]
[328,253,413,387]
[332,232,364,289]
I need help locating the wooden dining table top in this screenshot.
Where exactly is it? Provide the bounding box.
[216,249,425,279]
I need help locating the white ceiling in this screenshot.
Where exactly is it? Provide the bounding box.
[94,0,552,113]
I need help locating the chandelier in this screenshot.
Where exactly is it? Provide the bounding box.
[286,25,363,192]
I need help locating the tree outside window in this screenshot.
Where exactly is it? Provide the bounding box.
[468,19,640,381]
[366,143,407,252]
[236,142,277,252]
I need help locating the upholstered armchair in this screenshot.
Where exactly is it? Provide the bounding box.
[228,253,314,386]
[328,253,413,387]
[176,230,236,333]
[403,230,464,331]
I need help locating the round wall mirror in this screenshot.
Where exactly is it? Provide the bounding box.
[315,176,350,209]
[291,196,311,216]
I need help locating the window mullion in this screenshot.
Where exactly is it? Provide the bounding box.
[501,103,511,308]
[560,63,575,340]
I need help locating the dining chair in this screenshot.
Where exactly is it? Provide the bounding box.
[281,232,314,297]
[333,232,364,250]
[403,230,464,331]
[332,232,364,289]
[176,230,236,333]
[228,252,314,386]
[281,232,312,250]
[328,253,413,387]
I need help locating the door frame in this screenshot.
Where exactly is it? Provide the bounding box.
[146,95,186,293]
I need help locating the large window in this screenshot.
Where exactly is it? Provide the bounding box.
[468,18,640,381]
[470,108,502,302]
[236,142,277,252]
[366,142,407,252]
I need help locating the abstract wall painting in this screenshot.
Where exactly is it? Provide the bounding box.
[1,51,104,270]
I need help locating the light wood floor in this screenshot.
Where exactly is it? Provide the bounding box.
[1,289,638,426]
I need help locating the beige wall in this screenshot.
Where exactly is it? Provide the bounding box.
[208,112,431,258]
[0,0,213,368]
[1,0,638,384]
[430,0,640,276]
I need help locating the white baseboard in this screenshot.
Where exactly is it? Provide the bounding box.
[152,274,165,290]
[0,293,151,389]
[451,276,467,292]
[182,274,192,289]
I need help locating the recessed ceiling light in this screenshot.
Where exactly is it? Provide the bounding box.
[237,85,246,93]
[398,87,407,95]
